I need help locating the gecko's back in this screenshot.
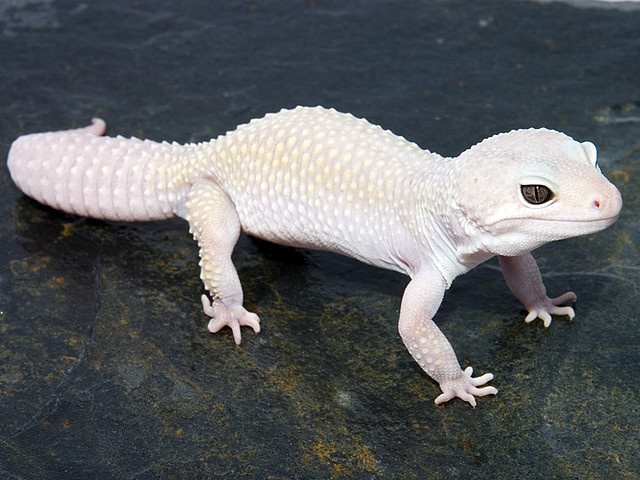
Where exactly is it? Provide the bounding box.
[202,107,443,267]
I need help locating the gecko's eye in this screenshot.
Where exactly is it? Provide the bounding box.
[520,185,554,205]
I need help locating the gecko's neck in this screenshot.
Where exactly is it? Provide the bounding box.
[398,156,485,285]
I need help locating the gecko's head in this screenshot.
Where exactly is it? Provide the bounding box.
[453,128,622,256]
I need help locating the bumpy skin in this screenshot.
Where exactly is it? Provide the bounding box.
[7,106,623,407]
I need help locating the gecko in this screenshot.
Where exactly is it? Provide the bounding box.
[7,106,622,406]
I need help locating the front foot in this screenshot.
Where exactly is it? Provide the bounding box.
[435,367,498,407]
[524,291,577,328]
[201,295,261,345]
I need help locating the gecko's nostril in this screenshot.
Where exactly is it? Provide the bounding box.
[593,200,601,210]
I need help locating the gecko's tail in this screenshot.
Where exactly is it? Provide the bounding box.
[78,117,107,136]
[7,119,180,222]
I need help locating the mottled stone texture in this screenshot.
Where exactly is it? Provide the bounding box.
[1,1,639,478]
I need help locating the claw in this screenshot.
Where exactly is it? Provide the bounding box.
[435,366,497,407]
[201,295,261,344]
[525,291,576,327]
[552,291,577,305]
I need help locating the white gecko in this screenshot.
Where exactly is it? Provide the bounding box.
[7,106,622,406]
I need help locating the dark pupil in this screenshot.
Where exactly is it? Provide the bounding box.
[521,185,553,205]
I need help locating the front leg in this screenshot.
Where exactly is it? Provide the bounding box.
[184,180,260,344]
[499,254,576,328]
[398,268,497,407]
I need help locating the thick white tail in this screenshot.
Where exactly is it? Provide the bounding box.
[7,119,181,221]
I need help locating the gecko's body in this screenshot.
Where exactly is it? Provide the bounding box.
[7,106,622,406]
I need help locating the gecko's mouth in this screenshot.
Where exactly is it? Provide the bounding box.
[550,212,620,224]
[479,212,621,245]
[539,212,619,225]
[525,214,621,237]
[485,211,620,230]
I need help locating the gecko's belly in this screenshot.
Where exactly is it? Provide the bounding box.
[235,199,407,274]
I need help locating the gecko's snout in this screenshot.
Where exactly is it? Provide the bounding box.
[591,183,622,223]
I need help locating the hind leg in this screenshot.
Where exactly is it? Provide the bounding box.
[185,180,260,344]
